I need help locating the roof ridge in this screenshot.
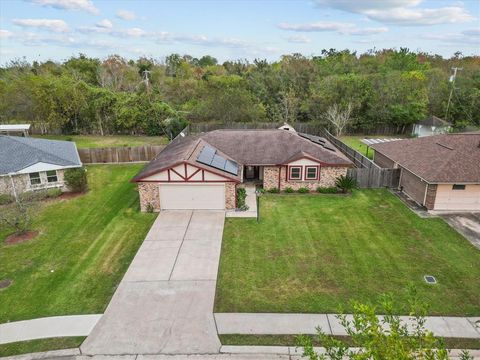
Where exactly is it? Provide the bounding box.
[6,136,77,166]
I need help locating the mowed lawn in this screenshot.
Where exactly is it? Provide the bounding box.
[32,134,169,148]
[215,190,480,316]
[0,164,156,323]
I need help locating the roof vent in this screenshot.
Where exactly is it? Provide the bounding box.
[424,275,437,284]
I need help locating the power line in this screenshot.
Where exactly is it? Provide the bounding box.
[445,67,462,122]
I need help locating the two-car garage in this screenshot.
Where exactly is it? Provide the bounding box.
[159,184,226,210]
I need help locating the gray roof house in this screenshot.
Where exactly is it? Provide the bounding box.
[412,115,451,138]
[0,136,82,196]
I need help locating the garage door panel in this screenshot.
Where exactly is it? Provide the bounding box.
[434,184,480,211]
[159,184,225,210]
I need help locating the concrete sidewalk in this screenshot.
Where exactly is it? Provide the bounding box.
[215,313,480,339]
[81,210,224,355]
[0,315,101,345]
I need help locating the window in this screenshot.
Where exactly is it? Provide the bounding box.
[29,172,41,185]
[46,170,58,183]
[289,166,302,180]
[452,184,466,190]
[305,166,318,180]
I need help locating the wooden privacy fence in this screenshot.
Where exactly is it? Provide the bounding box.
[78,145,166,164]
[320,129,401,188]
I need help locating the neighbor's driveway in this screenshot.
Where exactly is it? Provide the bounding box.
[81,210,224,355]
[441,212,480,249]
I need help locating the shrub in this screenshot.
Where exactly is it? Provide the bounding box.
[267,188,280,193]
[236,187,249,211]
[146,202,154,213]
[317,186,338,194]
[46,188,63,198]
[0,194,14,205]
[64,168,88,193]
[0,198,32,235]
[19,190,48,202]
[284,187,294,193]
[335,175,358,194]
[258,188,266,194]
[297,187,309,194]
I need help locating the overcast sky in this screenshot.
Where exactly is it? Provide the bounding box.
[0,0,479,64]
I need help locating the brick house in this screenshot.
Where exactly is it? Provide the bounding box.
[132,129,352,211]
[371,133,480,211]
[0,135,82,197]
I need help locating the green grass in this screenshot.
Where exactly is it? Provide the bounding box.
[215,190,480,316]
[219,335,480,349]
[32,134,169,148]
[0,164,156,323]
[0,337,85,357]
[339,136,404,159]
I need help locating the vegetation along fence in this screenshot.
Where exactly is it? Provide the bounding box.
[320,129,400,188]
[78,145,166,164]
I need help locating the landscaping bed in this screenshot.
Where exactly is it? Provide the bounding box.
[0,164,157,323]
[215,190,480,315]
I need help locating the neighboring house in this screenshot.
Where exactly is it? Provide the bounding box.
[0,136,82,197]
[0,124,31,137]
[371,133,480,211]
[132,129,352,211]
[412,115,451,137]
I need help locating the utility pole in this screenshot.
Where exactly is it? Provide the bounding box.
[445,67,462,121]
[142,70,151,91]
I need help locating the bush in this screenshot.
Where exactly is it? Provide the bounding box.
[317,186,338,194]
[0,194,14,205]
[19,190,48,202]
[284,187,294,193]
[46,188,63,198]
[64,168,88,193]
[297,187,310,194]
[236,187,249,211]
[335,175,358,194]
[267,188,280,193]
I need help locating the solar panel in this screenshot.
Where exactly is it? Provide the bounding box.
[196,145,238,175]
[225,160,239,175]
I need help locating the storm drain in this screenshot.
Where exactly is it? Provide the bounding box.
[424,275,437,284]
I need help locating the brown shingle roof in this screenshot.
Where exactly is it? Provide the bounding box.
[371,134,480,183]
[133,129,352,181]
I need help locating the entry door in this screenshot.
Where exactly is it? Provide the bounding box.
[159,184,225,210]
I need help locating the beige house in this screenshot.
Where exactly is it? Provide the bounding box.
[371,133,480,211]
[0,135,82,197]
[132,129,352,211]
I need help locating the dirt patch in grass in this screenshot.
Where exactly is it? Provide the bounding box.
[5,231,39,245]
[0,279,12,289]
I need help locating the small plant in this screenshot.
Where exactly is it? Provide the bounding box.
[297,187,309,194]
[258,188,266,194]
[267,188,280,193]
[46,188,62,198]
[236,187,249,211]
[0,197,32,235]
[335,175,358,194]
[284,187,294,193]
[64,168,88,193]
[0,194,14,205]
[146,202,154,213]
[317,186,338,194]
[19,190,48,202]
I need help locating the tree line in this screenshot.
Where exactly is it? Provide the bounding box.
[0,49,478,136]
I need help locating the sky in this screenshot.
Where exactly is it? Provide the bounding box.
[0,0,479,64]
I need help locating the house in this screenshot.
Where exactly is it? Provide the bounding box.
[0,135,82,197]
[371,133,480,211]
[132,129,352,211]
[412,115,451,137]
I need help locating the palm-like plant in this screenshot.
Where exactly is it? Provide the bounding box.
[335,175,358,194]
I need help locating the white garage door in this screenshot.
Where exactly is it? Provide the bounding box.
[434,184,480,211]
[159,184,225,210]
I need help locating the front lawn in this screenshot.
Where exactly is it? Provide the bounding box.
[0,164,156,323]
[215,190,480,315]
[32,135,169,148]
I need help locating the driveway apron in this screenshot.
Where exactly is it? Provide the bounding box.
[81,210,225,355]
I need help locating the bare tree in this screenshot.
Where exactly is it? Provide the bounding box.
[0,197,32,235]
[324,103,354,137]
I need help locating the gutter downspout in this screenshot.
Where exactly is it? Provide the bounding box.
[8,173,18,202]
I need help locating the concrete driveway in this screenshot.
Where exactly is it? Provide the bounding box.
[81,210,225,355]
[441,212,480,249]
